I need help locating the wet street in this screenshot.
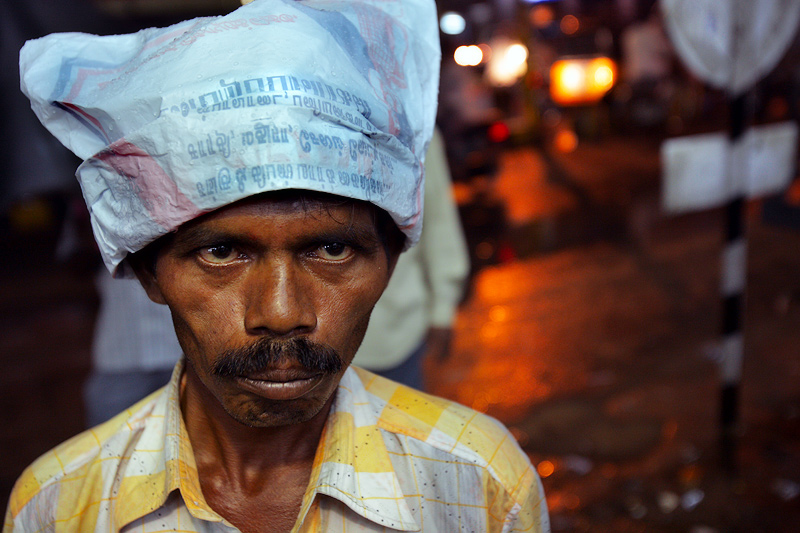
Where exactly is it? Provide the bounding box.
[2,135,800,531]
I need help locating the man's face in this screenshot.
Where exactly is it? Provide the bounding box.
[137,192,396,428]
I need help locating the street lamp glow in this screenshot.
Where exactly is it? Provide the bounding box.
[550,56,617,105]
[591,61,615,91]
[507,44,529,65]
[486,40,528,86]
[454,45,483,66]
[440,12,466,35]
[561,63,585,92]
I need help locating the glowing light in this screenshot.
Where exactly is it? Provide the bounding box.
[554,128,578,153]
[561,64,584,92]
[497,243,516,263]
[550,56,617,105]
[489,305,510,322]
[537,460,556,478]
[507,44,528,64]
[454,45,483,67]
[486,39,529,87]
[560,14,580,35]
[530,5,555,28]
[587,57,616,92]
[451,182,473,205]
[487,121,510,143]
[594,64,614,87]
[440,12,466,35]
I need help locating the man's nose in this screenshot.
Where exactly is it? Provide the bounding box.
[243,258,317,338]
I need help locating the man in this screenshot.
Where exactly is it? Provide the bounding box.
[8,0,549,531]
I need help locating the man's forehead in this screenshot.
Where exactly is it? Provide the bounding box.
[201,190,373,221]
[244,189,367,211]
[173,190,378,238]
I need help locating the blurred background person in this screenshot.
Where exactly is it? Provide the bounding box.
[619,6,675,129]
[352,128,469,390]
[83,271,181,427]
[53,182,183,427]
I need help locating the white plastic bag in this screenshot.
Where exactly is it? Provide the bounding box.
[20,0,440,275]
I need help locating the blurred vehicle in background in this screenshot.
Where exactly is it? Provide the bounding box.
[438,58,504,183]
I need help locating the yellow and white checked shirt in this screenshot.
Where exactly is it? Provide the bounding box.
[5,362,549,532]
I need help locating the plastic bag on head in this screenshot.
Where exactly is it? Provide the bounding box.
[20,0,440,276]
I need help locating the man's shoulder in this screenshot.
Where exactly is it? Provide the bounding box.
[6,391,161,521]
[353,368,533,493]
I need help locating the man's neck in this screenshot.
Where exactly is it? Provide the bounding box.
[179,364,332,489]
[178,365,335,533]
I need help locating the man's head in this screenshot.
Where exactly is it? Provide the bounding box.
[131,190,404,427]
[20,0,439,426]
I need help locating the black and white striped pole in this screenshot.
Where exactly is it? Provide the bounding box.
[720,93,748,470]
[663,110,797,470]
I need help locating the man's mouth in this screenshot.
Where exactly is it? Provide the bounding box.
[234,369,325,401]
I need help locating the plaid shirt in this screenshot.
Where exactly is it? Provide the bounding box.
[5,362,549,532]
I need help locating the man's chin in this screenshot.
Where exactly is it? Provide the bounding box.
[223,393,334,429]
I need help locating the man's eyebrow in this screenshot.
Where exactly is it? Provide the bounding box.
[170,219,382,251]
[296,222,382,250]
[170,226,239,252]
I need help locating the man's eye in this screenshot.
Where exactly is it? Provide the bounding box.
[315,242,353,261]
[197,244,240,264]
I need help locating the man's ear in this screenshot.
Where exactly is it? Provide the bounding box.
[376,208,406,277]
[127,251,167,305]
[385,243,402,277]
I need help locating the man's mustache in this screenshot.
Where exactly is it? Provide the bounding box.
[213,337,344,378]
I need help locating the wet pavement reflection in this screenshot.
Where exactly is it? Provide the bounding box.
[425,138,800,531]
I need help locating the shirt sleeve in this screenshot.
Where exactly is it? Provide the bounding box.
[420,128,470,327]
[3,481,57,533]
[502,473,551,533]
[3,502,14,533]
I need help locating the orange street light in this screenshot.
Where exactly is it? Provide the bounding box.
[549,56,617,106]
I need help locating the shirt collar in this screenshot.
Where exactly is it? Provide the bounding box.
[114,361,419,531]
[110,360,205,529]
[303,367,420,531]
